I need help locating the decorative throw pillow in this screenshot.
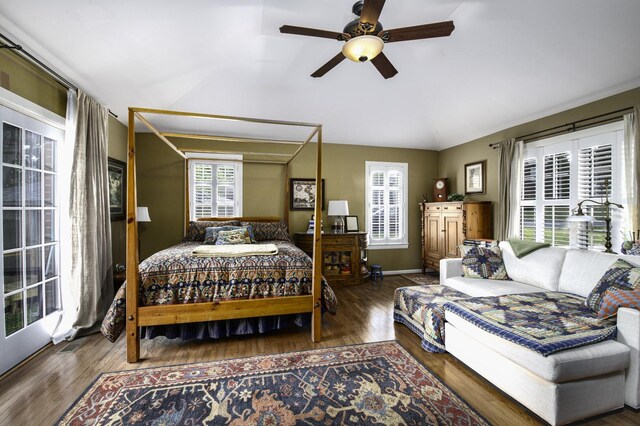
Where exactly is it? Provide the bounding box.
[183,220,241,242]
[204,226,242,244]
[586,258,640,312]
[460,245,510,280]
[215,228,251,245]
[241,221,290,241]
[598,289,640,319]
[205,225,257,244]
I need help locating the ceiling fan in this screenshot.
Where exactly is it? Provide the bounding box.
[280,0,455,79]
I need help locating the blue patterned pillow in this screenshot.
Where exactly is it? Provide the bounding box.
[586,259,640,313]
[215,228,251,245]
[205,225,257,244]
[184,220,241,242]
[460,245,510,280]
[204,226,242,244]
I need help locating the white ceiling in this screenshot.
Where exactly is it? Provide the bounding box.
[1,0,639,150]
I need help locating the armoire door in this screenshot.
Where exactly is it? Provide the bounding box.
[442,213,464,258]
[424,212,442,266]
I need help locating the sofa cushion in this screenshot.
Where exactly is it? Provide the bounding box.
[499,241,566,291]
[443,276,543,297]
[558,250,640,298]
[460,245,510,280]
[585,259,640,312]
[446,310,630,383]
[598,290,640,319]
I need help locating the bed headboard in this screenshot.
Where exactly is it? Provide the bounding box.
[196,217,281,223]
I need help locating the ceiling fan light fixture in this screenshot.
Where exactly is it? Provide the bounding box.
[342,35,384,62]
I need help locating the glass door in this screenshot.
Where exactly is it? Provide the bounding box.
[1,104,64,374]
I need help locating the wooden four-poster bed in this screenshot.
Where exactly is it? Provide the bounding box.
[120,107,324,363]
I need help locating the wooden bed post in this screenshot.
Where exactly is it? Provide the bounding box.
[311,125,322,342]
[125,108,141,363]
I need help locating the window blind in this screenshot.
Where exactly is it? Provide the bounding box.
[366,162,408,247]
[191,161,239,218]
[544,152,571,200]
[578,144,613,249]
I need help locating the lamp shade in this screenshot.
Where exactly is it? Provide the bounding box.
[567,214,595,223]
[342,35,384,62]
[136,206,151,222]
[328,200,349,216]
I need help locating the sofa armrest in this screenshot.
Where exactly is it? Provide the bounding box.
[440,258,463,287]
[617,307,640,408]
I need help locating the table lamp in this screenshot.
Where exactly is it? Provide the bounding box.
[328,200,349,233]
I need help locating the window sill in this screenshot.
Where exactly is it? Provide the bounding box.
[368,243,409,250]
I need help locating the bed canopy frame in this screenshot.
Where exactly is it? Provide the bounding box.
[125,107,323,363]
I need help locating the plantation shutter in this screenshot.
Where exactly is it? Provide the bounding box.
[193,163,213,218]
[388,170,403,239]
[520,158,537,240]
[543,152,570,246]
[191,161,239,219]
[578,144,613,249]
[366,162,408,246]
[370,170,385,240]
[544,152,571,200]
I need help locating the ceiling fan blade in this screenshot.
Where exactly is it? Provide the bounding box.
[280,25,345,41]
[311,52,346,78]
[360,0,386,28]
[370,52,398,79]
[380,21,455,43]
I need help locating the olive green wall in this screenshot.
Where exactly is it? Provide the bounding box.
[439,86,640,231]
[136,134,439,271]
[108,117,128,265]
[0,49,67,116]
[0,50,129,266]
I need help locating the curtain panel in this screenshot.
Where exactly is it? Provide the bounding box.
[624,108,639,234]
[495,138,523,241]
[66,91,113,338]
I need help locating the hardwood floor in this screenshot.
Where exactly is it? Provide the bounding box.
[1,276,639,425]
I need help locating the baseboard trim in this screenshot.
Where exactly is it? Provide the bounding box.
[384,269,422,276]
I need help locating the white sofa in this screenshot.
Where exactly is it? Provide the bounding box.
[440,241,640,425]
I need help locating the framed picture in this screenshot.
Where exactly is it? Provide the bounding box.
[465,160,486,194]
[345,215,359,233]
[289,178,325,210]
[108,157,126,221]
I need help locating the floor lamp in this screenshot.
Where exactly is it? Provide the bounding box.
[567,180,623,253]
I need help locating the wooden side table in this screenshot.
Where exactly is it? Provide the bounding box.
[294,232,369,286]
[113,271,126,294]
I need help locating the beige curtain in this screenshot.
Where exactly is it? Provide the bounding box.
[495,138,524,241]
[67,90,113,338]
[624,107,639,234]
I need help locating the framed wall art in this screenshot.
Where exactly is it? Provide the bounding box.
[465,160,486,194]
[108,157,126,220]
[345,215,359,233]
[289,178,325,210]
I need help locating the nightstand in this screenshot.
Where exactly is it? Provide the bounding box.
[294,232,369,286]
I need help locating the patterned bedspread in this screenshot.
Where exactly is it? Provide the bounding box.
[101,240,337,342]
[444,292,617,356]
[394,285,472,352]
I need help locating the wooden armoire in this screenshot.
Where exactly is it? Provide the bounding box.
[420,201,492,272]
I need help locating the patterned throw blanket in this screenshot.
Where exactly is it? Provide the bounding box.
[445,292,617,356]
[394,286,472,352]
[192,243,278,257]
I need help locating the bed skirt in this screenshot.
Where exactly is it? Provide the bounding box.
[140,314,311,340]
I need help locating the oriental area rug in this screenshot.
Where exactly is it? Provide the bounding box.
[57,341,488,425]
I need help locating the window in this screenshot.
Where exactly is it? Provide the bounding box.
[365,161,408,249]
[519,122,625,249]
[188,156,242,220]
